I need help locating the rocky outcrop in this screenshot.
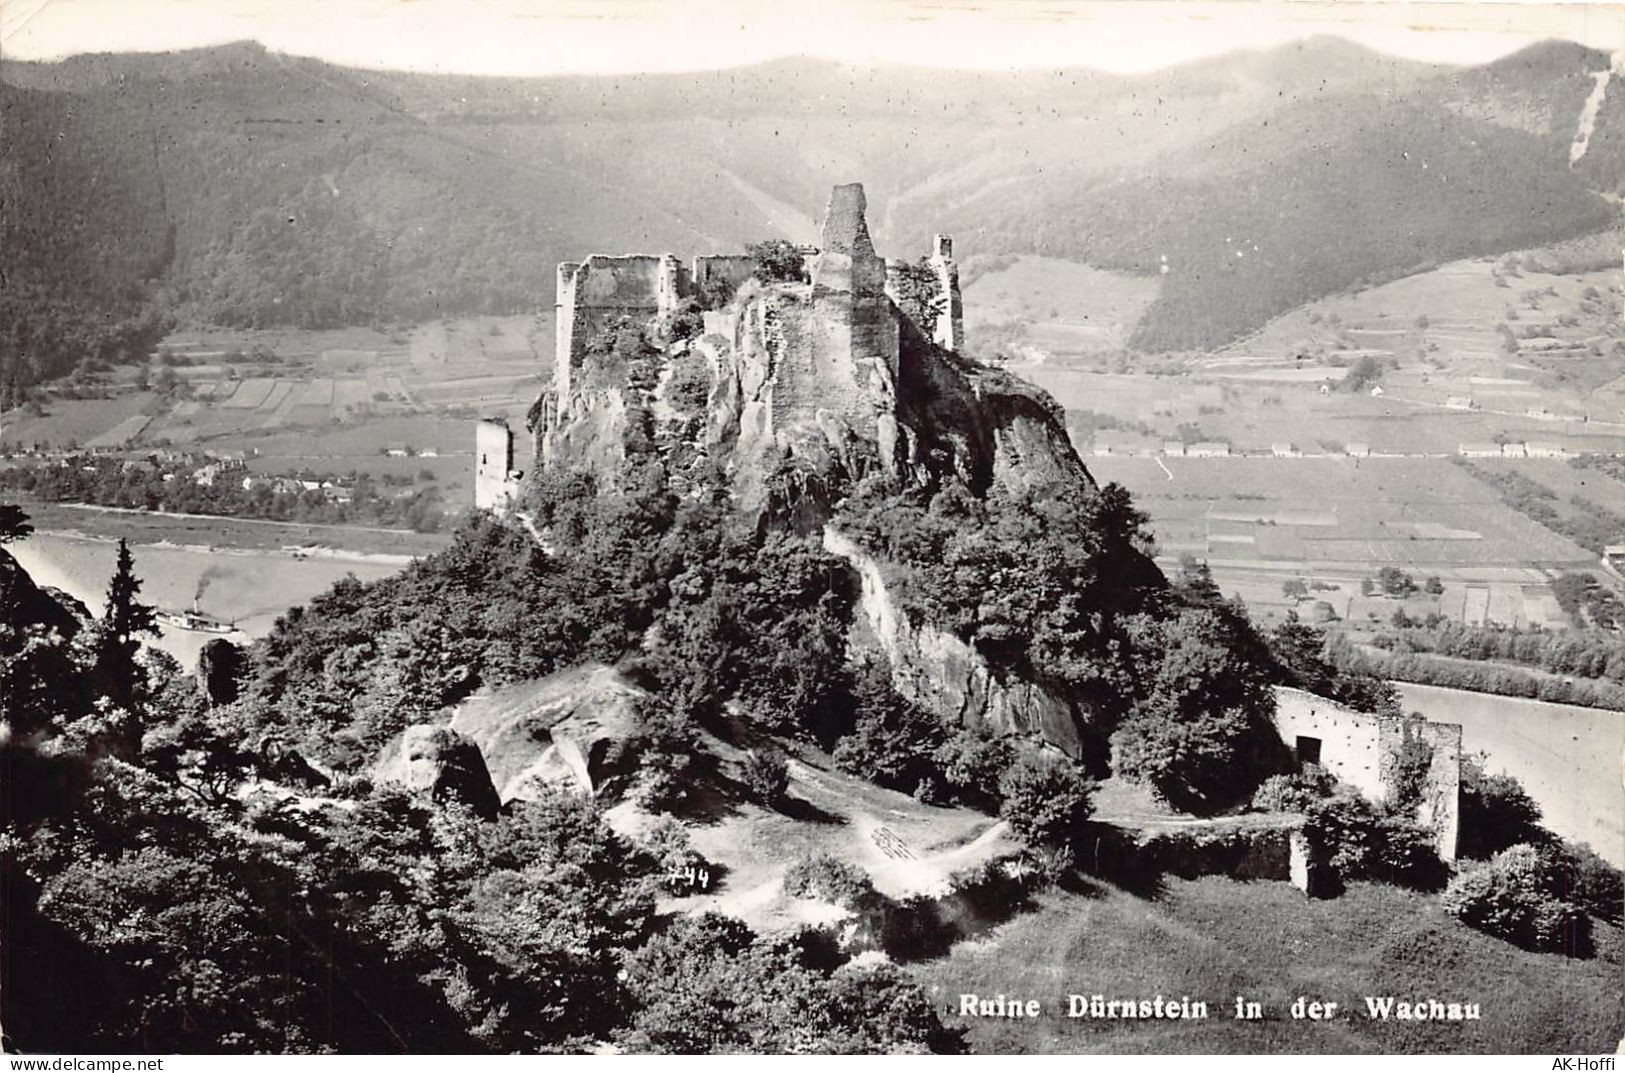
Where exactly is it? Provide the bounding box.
[448,664,644,803]
[375,725,501,819]
[196,637,246,706]
[0,548,87,640]
[532,182,1098,524]
[823,527,1089,759]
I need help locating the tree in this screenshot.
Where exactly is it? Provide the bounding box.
[747,240,808,285]
[1442,844,1590,956]
[741,747,790,808]
[0,503,33,544]
[998,754,1094,849]
[889,259,945,334]
[1376,566,1416,597]
[1281,578,1308,600]
[1458,755,1548,860]
[94,538,159,728]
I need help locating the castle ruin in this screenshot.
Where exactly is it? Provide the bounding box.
[474,416,521,513]
[1271,686,1462,860]
[549,185,964,400]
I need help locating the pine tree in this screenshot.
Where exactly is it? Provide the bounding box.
[96,538,158,719]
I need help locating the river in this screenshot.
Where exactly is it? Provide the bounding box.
[10,530,412,670]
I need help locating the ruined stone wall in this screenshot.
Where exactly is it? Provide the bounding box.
[553,255,675,396]
[1379,716,1462,862]
[1269,687,1386,803]
[811,183,900,392]
[474,418,519,512]
[930,234,965,353]
[692,255,757,297]
[1270,686,1461,861]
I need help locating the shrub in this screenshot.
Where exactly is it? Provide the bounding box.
[1109,704,1257,814]
[783,853,875,909]
[1442,844,1592,956]
[1251,765,1337,812]
[933,727,1013,812]
[1458,756,1548,859]
[998,754,1095,849]
[747,239,808,284]
[642,817,714,896]
[740,747,790,807]
[1302,791,1445,890]
[1554,842,1623,924]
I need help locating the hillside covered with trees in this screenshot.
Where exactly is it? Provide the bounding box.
[2,36,1619,392]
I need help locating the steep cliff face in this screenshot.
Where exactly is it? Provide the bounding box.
[824,528,1092,759]
[527,182,1117,755]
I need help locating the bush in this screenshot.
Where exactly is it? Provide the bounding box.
[747,239,808,285]
[740,748,789,807]
[1251,766,1337,812]
[642,817,714,896]
[1554,842,1623,924]
[1109,704,1257,815]
[998,754,1094,849]
[783,853,875,909]
[1442,844,1592,956]
[1302,791,1445,890]
[933,727,1012,812]
[1458,756,1548,860]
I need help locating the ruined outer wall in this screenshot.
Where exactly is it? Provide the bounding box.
[474,418,516,512]
[1379,717,1462,861]
[1270,687,1386,803]
[1270,686,1461,861]
[692,255,757,297]
[553,255,674,396]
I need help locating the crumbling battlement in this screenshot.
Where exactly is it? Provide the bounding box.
[536,183,1079,510]
[551,188,964,394]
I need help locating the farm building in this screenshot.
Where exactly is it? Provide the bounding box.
[1444,396,1477,410]
[1271,443,1301,458]
[1604,546,1625,581]
[1526,443,1569,458]
[1162,441,1187,458]
[1458,443,1502,458]
[1187,442,1231,458]
[1345,443,1370,457]
[1501,442,1528,458]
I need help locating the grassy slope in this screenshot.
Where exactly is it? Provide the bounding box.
[915,876,1623,1054]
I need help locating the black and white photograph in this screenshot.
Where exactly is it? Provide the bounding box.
[1,0,1622,1057]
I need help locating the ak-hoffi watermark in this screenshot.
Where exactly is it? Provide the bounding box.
[953,993,1486,1022]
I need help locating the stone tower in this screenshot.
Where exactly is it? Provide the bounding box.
[474,417,518,513]
[930,233,965,353]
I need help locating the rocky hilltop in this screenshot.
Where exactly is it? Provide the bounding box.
[517,183,1143,759]
[531,182,1094,525]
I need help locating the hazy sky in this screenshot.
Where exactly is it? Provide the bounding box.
[2,0,1621,75]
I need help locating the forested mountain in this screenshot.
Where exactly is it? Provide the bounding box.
[2,37,1619,388]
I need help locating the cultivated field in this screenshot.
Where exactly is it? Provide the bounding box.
[1086,456,1602,628]
[0,315,549,499]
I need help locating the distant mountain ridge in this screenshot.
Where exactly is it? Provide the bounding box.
[1,37,1619,388]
